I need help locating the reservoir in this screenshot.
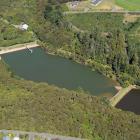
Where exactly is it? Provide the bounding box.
[2,47,117,96]
[116,89,140,115]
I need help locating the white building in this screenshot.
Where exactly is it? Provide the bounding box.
[19,23,29,30]
[13,137,20,140]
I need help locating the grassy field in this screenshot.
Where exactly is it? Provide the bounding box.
[116,0,140,11]
[66,12,140,35]
[66,12,140,46]
[66,13,124,31]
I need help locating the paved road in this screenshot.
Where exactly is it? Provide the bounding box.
[0,130,83,140]
[64,10,140,15]
[0,42,39,55]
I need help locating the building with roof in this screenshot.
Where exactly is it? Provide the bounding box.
[91,0,103,6]
[19,23,29,31]
[13,137,20,140]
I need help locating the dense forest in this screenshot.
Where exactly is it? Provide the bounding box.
[0,60,140,140]
[0,0,140,139]
[66,14,140,86]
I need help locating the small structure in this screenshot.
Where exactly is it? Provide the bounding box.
[13,137,20,140]
[91,0,103,6]
[70,1,79,8]
[19,23,29,31]
[26,46,33,53]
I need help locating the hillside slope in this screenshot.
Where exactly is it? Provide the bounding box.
[0,61,140,139]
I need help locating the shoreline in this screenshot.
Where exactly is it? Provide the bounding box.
[43,47,121,89]
[115,86,122,91]
[1,42,138,100]
[0,42,39,55]
[110,85,136,107]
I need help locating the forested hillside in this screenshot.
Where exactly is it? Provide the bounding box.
[66,13,140,86]
[0,60,140,140]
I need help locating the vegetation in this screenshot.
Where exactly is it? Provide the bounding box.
[64,13,140,86]
[0,0,140,140]
[0,0,36,47]
[0,60,140,140]
[66,13,124,31]
[0,0,140,86]
[0,1,140,139]
[0,20,35,47]
[116,0,140,11]
[41,3,140,86]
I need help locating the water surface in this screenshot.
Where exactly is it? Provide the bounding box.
[116,89,140,115]
[2,47,117,95]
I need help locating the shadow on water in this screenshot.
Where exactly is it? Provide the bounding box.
[2,47,117,96]
[116,89,140,115]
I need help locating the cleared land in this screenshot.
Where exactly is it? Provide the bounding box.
[66,13,124,31]
[67,0,123,11]
[66,13,140,39]
[66,0,140,12]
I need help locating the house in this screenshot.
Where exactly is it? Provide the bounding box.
[70,1,79,8]
[19,23,29,30]
[91,0,103,6]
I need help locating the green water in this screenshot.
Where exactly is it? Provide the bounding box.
[2,47,117,95]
